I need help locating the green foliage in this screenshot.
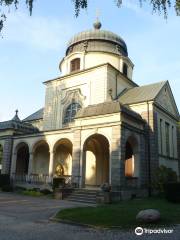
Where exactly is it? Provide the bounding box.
[71,0,180,17]
[40,188,52,195]
[52,177,65,190]
[0,1,180,33]
[152,165,177,193]
[56,197,180,228]
[22,189,43,197]
[165,182,180,202]
[0,174,10,187]
[1,184,13,192]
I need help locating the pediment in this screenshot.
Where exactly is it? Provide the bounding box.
[155,83,179,118]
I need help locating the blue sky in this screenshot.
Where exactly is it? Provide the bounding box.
[0,0,179,121]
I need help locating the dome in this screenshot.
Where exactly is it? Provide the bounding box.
[66,21,128,57]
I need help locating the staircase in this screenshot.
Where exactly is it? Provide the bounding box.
[65,189,98,204]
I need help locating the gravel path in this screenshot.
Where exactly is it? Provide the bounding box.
[0,192,179,240]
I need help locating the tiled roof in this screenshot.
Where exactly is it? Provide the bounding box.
[119,81,167,105]
[0,119,38,133]
[75,101,142,120]
[23,108,44,122]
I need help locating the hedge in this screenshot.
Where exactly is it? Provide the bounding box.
[165,182,180,203]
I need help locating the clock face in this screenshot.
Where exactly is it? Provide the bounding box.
[55,164,64,176]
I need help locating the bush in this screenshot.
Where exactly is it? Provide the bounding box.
[22,190,43,197]
[53,177,65,190]
[40,189,52,195]
[152,165,177,193]
[0,174,10,188]
[165,182,180,203]
[14,186,27,192]
[1,185,13,192]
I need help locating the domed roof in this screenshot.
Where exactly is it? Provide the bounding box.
[66,21,128,57]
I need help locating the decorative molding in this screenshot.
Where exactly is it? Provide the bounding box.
[61,88,86,106]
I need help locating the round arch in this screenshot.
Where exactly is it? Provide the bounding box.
[53,138,73,176]
[32,140,50,175]
[15,142,29,175]
[83,134,109,187]
[124,135,139,178]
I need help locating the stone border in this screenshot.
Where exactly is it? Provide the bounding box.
[49,210,124,230]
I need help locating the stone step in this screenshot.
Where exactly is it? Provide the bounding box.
[74,189,98,194]
[65,188,98,204]
[72,191,97,196]
[70,193,96,199]
[68,194,96,199]
[67,197,96,204]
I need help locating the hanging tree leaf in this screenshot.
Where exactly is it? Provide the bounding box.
[0,0,180,33]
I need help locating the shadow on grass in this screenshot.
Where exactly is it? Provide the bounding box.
[56,197,180,229]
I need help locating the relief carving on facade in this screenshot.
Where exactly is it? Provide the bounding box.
[61,88,86,106]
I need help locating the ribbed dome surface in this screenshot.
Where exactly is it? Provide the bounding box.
[66,27,128,57]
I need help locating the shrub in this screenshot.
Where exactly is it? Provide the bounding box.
[53,177,65,190]
[152,165,177,193]
[0,174,10,188]
[40,189,52,195]
[1,185,13,192]
[14,186,27,192]
[22,190,43,197]
[165,182,180,203]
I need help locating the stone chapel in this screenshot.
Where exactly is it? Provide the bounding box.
[0,20,179,200]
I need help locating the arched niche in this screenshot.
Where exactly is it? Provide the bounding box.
[125,136,139,178]
[83,134,109,187]
[53,138,73,176]
[15,143,29,175]
[32,141,50,175]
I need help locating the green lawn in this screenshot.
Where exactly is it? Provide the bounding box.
[56,197,180,229]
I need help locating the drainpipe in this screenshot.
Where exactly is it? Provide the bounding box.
[147,101,151,197]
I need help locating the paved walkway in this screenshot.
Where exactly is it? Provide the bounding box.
[0,192,179,240]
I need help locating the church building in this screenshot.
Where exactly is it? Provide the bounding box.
[0,20,179,200]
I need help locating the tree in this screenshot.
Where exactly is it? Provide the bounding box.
[0,0,180,33]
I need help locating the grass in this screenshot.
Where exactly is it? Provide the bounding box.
[56,197,180,229]
[22,190,44,197]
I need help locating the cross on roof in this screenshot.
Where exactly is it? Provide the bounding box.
[96,9,100,21]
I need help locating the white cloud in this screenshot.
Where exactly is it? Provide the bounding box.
[2,12,74,51]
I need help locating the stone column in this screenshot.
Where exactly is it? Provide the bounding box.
[111,125,122,190]
[139,133,148,188]
[10,152,17,177]
[141,108,159,184]
[49,150,54,176]
[72,130,81,187]
[28,152,33,176]
[2,137,13,174]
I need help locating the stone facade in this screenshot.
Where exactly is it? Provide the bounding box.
[0,22,179,201]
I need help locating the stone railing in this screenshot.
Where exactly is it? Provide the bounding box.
[11,173,53,185]
[11,173,81,188]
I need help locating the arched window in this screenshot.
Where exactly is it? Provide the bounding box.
[63,102,81,124]
[70,58,80,72]
[125,141,134,177]
[123,63,128,77]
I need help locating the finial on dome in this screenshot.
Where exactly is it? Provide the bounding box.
[93,9,102,30]
[12,109,21,121]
